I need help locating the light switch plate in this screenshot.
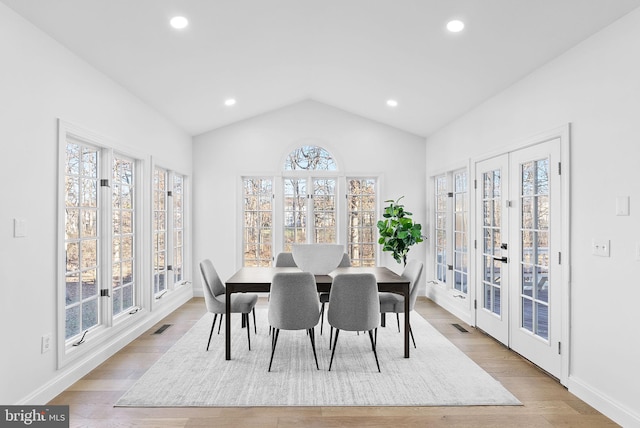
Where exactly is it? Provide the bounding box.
[616,196,630,216]
[13,218,27,238]
[592,239,610,257]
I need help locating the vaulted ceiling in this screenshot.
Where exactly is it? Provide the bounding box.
[4,0,640,137]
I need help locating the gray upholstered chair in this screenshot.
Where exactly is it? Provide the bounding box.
[327,273,381,372]
[274,252,297,267]
[319,252,351,334]
[200,259,258,351]
[267,272,321,371]
[379,260,423,348]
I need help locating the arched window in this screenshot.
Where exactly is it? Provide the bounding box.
[283,145,337,171]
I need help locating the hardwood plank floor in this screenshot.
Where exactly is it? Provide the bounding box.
[49,297,618,427]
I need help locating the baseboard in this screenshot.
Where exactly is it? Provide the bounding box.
[567,375,640,428]
[18,285,193,405]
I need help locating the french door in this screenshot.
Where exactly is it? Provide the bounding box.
[475,138,562,378]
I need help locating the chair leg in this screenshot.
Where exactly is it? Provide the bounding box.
[268,328,280,372]
[320,303,325,335]
[245,313,252,351]
[328,329,340,371]
[217,314,223,334]
[368,329,381,372]
[252,308,257,334]
[308,328,320,370]
[206,316,216,351]
[409,323,416,348]
[374,327,377,347]
[396,313,400,332]
[329,326,333,349]
[381,313,386,327]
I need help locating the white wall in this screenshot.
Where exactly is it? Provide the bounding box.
[425,8,640,427]
[193,100,426,292]
[0,4,192,404]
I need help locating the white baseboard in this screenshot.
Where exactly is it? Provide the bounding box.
[567,376,640,428]
[18,285,193,405]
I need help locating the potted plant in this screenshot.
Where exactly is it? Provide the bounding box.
[377,197,425,266]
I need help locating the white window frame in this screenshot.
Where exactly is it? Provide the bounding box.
[57,121,145,368]
[432,168,469,296]
[241,176,275,267]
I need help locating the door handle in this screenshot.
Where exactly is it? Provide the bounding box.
[493,256,508,263]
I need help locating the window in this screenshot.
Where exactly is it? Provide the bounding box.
[173,174,185,283]
[282,145,338,251]
[435,175,448,283]
[153,167,168,295]
[346,178,377,266]
[112,155,136,317]
[64,141,100,339]
[433,169,469,294]
[243,177,273,267]
[242,144,379,264]
[59,122,190,365]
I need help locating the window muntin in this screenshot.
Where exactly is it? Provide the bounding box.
[243,177,273,267]
[173,174,185,283]
[153,167,168,295]
[64,141,101,340]
[346,178,377,267]
[112,155,136,317]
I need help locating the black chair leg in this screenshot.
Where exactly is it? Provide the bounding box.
[206,316,216,351]
[396,313,400,332]
[217,314,223,334]
[268,328,280,371]
[328,329,340,371]
[381,313,386,327]
[308,328,320,370]
[320,303,325,335]
[409,323,416,348]
[252,308,257,334]
[245,313,252,351]
[329,326,333,349]
[374,327,377,347]
[368,329,381,372]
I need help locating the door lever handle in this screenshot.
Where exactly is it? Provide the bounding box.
[493,256,508,263]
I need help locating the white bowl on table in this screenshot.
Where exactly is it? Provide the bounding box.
[292,244,344,275]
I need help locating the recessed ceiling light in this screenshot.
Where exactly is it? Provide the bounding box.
[224,98,237,106]
[447,20,465,33]
[386,99,398,108]
[170,16,189,29]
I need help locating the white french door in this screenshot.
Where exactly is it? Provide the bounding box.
[475,138,563,379]
[476,154,510,346]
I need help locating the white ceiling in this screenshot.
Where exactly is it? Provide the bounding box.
[4,0,640,137]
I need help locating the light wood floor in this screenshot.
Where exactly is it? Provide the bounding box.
[49,297,618,427]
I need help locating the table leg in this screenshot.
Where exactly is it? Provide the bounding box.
[225,289,231,360]
[404,284,410,358]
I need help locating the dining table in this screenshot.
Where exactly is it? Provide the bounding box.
[224,266,411,360]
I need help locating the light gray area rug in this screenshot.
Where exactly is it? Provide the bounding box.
[116,309,520,407]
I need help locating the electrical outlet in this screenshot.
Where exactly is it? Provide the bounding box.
[41,334,51,354]
[592,239,610,257]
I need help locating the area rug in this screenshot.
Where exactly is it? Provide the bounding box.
[116,309,520,407]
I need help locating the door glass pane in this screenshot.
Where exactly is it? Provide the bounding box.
[283,178,307,251]
[482,169,502,315]
[519,158,551,340]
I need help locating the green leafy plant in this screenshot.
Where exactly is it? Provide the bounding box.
[377,197,425,266]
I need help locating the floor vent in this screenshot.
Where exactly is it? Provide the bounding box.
[452,323,469,333]
[153,324,172,335]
